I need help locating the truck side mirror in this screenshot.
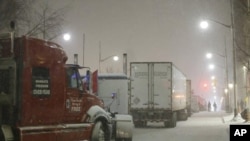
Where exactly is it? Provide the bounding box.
[111,93,116,99]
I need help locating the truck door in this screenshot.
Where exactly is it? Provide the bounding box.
[64,67,87,122]
[152,63,172,109]
[130,63,150,109]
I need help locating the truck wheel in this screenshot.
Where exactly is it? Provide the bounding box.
[170,112,177,128]
[91,121,110,141]
[126,138,132,141]
[0,129,4,141]
[137,121,146,128]
[134,121,139,128]
[177,109,188,121]
[142,121,147,127]
[134,121,144,128]
[115,138,132,141]
[164,112,176,128]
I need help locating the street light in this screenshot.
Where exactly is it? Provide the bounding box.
[208,64,215,70]
[200,21,209,29]
[63,33,71,41]
[206,53,213,59]
[99,55,119,73]
[98,41,119,73]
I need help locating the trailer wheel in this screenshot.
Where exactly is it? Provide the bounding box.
[164,112,176,128]
[134,121,141,128]
[91,121,110,141]
[115,138,132,141]
[133,121,139,128]
[126,138,132,141]
[169,112,177,128]
[134,121,146,128]
[177,109,188,121]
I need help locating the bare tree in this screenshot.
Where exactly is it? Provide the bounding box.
[0,0,33,30]
[0,0,69,40]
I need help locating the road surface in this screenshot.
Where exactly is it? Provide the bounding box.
[132,111,232,141]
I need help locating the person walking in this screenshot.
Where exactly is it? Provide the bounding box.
[208,101,211,112]
[213,102,217,112]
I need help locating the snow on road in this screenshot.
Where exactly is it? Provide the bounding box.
[132,111,233,141]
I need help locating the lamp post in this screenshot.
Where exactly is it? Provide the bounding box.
[98,41,119,73]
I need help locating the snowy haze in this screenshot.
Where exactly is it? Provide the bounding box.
[52,0,232,99]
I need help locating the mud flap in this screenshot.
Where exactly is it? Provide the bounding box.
[1,125,14,141]
[114,114,134,140]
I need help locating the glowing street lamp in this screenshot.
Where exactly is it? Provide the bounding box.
[99,55,119,73]
[208,64,215,70]
[211,76,215,80]
[98,42,119,72]
[200,21,209,29]
[228,83,234,89]
[63,33,71,41]
[113,56,119,61]
[206,53,213,59]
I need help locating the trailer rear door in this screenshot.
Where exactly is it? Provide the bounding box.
[130,63,149,109]
[130,62,172,110]
[152,62,172,109]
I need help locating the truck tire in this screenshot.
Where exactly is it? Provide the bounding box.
[115,138,132,141]
[91,121,110,141]
[134,121,146,128]
[128,138,132,141]
[134,121,141,128]
[177,109,188,121]
[0,129,4,141]
[164,112,176,128]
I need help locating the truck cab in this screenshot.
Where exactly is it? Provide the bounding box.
[0,33,113,141]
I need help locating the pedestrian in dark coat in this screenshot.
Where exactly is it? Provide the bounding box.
[208,101,211,112]
[213,102,217,112]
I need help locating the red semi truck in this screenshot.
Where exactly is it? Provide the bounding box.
[0,32,133,141]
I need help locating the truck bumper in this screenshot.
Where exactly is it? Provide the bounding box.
[131,109,172,122]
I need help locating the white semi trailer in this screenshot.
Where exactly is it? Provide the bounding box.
[129,62,188,128]
[186,79,192,117]
[191,95,200,113]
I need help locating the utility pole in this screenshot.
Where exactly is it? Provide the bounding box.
[83,33,85,66]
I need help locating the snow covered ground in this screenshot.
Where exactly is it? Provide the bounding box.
[132,111,247,141]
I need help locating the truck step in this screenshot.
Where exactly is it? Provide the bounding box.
[1,125,14,141]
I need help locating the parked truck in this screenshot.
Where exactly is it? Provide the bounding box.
[186,79,192,117]
[191,95,200,113]
[129,62,187,127]
[0,32,133,141]
[97,73,129,114]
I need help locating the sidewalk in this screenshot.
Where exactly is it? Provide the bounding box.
[221,111,249,124]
